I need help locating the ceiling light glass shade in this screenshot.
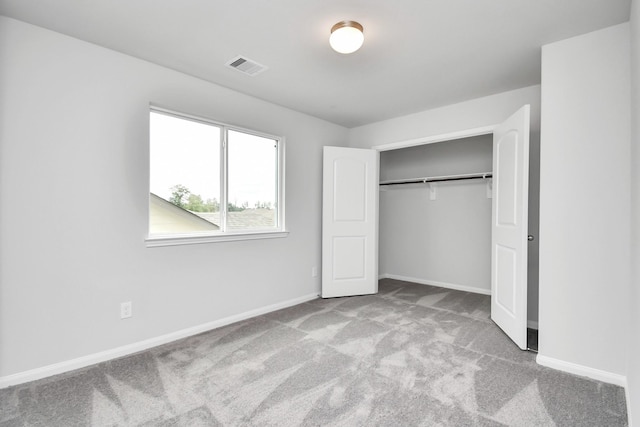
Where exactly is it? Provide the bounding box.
[329,21,364,54]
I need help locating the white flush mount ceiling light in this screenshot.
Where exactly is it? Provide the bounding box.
[329,21,364,54]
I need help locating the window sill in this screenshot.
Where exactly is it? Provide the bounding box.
[146,230,289,247]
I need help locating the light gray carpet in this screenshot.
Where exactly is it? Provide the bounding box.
[0,279,628,426]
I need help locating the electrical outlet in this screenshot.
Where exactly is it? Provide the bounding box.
[311,266,318,278]
[120,301,132,319]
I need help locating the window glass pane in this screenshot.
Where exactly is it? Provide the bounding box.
[227,130,278,230]
[149,111,221,235]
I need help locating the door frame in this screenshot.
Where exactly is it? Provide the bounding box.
[373,125,497,153]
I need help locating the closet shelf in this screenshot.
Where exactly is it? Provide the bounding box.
[379,171,492,186]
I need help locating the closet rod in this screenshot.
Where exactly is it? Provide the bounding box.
[379,172,492,186]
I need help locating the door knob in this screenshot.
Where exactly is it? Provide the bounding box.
[528,235,534,241]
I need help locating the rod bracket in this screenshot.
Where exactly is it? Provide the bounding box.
[427,182,437,200]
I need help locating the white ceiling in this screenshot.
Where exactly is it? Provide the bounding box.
[0,0,631,128]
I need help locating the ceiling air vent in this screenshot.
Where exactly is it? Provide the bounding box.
[225,55,268,76]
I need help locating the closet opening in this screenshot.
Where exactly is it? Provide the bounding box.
[322,106,536,351]
[377,132,538,352]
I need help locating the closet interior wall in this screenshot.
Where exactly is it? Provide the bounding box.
[379,135,493,294]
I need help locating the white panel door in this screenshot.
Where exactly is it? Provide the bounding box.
[491,105,530,349]
[322,146,378,298]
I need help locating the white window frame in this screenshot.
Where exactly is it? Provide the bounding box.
[146,106,287,247]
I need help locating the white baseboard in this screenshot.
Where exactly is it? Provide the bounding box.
[0,293,319,389]
[536,354,627,387]
[379,273,491,296]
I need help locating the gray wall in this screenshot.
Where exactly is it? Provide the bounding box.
[539,23,630,380]
[628,0,640,422]
[0,17,348,379]
[380,136,493,181]
[379,136,493,293]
